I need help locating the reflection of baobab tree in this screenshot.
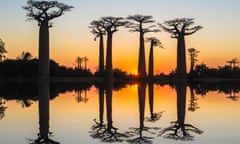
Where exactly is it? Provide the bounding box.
[29,80,59,144]
[0,97,7,120]
[159,83,203,141]
[90,83,127,142]
[188,85,199,112]
[90,85,105,139]
[146,82,163,122]
[126,82,159,144]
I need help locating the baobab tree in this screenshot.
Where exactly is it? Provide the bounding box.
[159,18,202,79]
[126,14,160,79]
[0,39,7,62]
[188,48,199,74]
[96,16,127,84]
[146,37,163,81]
[89,20,105,73]
[23,0,73,80]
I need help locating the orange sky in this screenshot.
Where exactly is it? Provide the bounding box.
[1,0,240,74]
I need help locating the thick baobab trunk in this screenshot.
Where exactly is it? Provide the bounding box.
[176,35,187,79]
[39,21,50,80]
[106,85,113,132]
[38,79,50,141]
[99,35,104,73]
[148,42,154,81]
[105,32,113,85]
[138,31,146,79]
[98,86,104,125]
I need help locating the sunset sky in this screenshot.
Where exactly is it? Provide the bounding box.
[0,0,240,74]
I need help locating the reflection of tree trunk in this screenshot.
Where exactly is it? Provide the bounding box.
[99,35,104,73]
[148,82,154,120]
[148,43,154,81]
[99,86,104,124]
[38,80,50,141]
[39,21,49,80]
[176,35,186,79]
[138,31,146,79]
[176,83,186,128]
[106,82,113,131]
[138,82,146,130]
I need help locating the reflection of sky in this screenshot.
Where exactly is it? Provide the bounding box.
[0,0,240,73]
[0,84,240,143]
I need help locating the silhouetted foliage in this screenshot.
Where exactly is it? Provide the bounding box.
[188,48,199,75]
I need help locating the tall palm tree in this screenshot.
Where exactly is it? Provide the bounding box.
[75,56,83,70]
[159,18,202,79]
[187,48,199,74]
[23,0,73,80]
[89,20,105,73]
[126,14,160,80]
[146,37,163,81]
[82,56,89,70]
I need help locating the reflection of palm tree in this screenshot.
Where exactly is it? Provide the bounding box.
[146,82,163,122]
[75,89,89,103]
[127,82,159,144]
[188,85,199,112]
[159,83,203,141]
[29,80,59,144]
[0,97,7,120]
[226,89,239,101]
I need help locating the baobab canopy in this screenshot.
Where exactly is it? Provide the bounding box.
[23,0,73,26]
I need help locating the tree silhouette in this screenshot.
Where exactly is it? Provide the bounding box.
[82,56,89,70]
[159,18,202,78]
[89,20,106,73]
[146,37,163,81]
[126,14,160,80]
[17,51,33,61]
[226,58,239,71]
[23,0,73,80]
[0,39,7,62]
[188,48,199,74]
[188,85,199,112]
[95,17,127,85]
[75,56,83,70]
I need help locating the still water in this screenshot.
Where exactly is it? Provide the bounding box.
[0,81,240,144]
